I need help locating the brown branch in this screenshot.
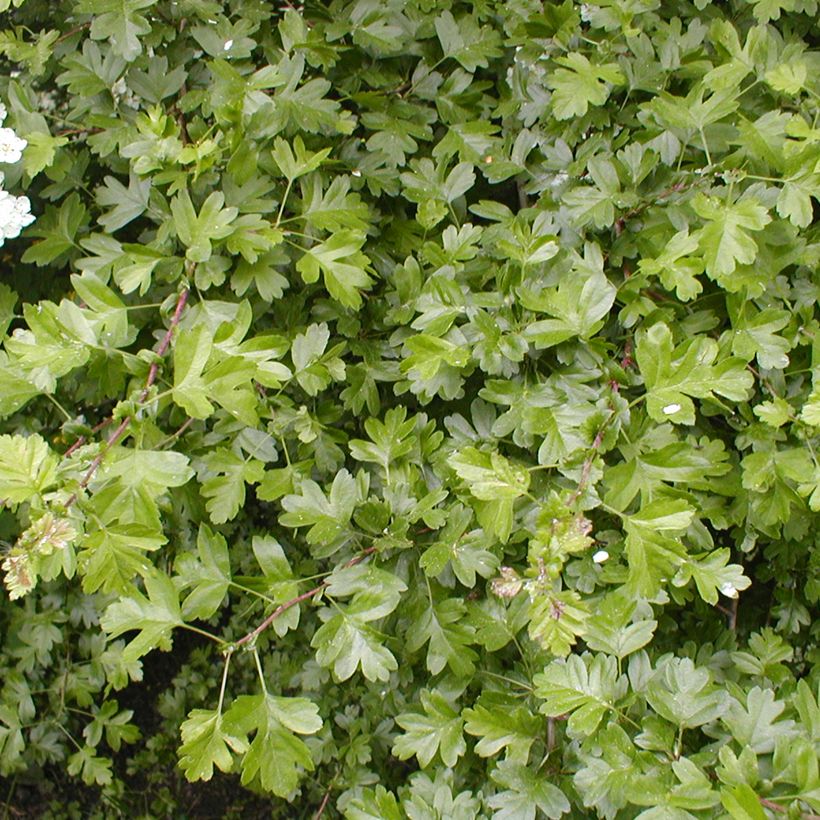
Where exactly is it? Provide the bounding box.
[63,417,113,459]
[313,785,333,820]
[235,546,378,647]
[63,289,190,509]
[567,403,617,507]
[55,22,91,45]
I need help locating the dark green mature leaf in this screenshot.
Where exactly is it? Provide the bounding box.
[394,690,465,768]
[175,525,231,620]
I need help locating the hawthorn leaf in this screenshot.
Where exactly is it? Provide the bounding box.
[393,690,465,768]
[100,573,184,662]
[178,708,247,782]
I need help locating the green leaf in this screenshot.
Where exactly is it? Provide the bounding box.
[100,573,184,662]
[720,784,767,819]
[75,0,156,61]
[534,654,626,736]
[722,686,796,753]
[463,693,540,762]
[296,231,373,310]
[674,549,751,605]
[170,190,238,263]
[393,690,466,768]
[224,693,321,796]
[345,785,403,820]
[489,759,571,819]
[67,746,114,786]
[172,324,214,418]
[584,592,658,660]
[0,433,58,504]
[528,590,589,657]
[434,10,504,72]
[175,525,232,620]
[21,193,87,266]
[270,135,331,182]
[178,708,248,782]
[646,658,730,728]
[280,469,357,552]
[406,597,478,677]
[691,194,771,282]
[96,174,151,232]
[22,131,68,177]
[311,613,398,682]
[547,53,624,119]
[198,448,265,525]
[624,499,694,596]
[521,245,616,348]
[449,447,530,500]
[636,322,753,424]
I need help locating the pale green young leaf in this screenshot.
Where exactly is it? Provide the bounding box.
[224,693,321,796]
[0,433,58,504]
[534,654,626,736]
[178,708,248,782]
[673,549,751,605]
[448,447,530,500]
[344,785,403,820]
[311,613,398,682]
[170,190,238,263]
[528,590,589,657]
[100,573,184,662]
[279,469,357,551]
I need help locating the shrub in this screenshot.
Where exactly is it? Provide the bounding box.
[0,0,818,816]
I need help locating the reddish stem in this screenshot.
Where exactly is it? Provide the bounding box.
[235,547,378,647]
[64,289,189,509]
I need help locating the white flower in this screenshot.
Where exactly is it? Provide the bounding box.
[0,103,6,125]
[223,39,234,51]
[592,549,610,564]
[662,403,682,415]
[0,126,26,164]
[0,191,35,246]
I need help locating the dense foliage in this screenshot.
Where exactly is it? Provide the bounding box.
[0,0,819,816]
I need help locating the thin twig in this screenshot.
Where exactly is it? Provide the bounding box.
[55,22,91,45]
[63,417,113,459]
[313,784,333,820]
[235,547,378,647]
[63,289,190,509]
[567,405,616,507]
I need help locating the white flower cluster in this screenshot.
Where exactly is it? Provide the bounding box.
[0,103,34,247]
